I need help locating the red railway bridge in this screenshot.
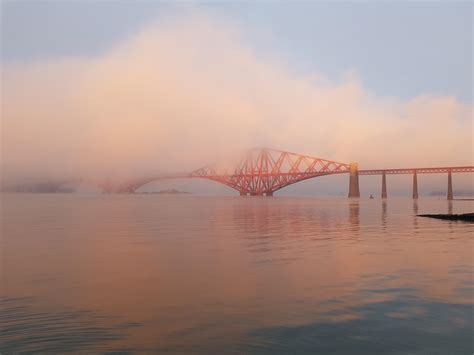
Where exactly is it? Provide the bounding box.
[107,148,473,200]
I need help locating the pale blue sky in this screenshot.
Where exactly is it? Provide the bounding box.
[1,0,472,102]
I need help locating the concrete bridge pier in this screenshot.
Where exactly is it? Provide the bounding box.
[265,191,273,196]
[412,171,418,199]
[240,191,247,196]
[381,172,387,199]
[447,171,453,200]
[348,163,360,198]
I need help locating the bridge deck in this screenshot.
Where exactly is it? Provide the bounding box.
[359,166,474,175]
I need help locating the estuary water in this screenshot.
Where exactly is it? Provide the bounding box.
[1,194,473,354]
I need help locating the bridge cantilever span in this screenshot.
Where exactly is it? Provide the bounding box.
[4,150,470,199]
[103,173,192,194]
[111,148,351,195]
[108,148,473,200]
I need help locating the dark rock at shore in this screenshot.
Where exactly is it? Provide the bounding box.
[417,213,474,222]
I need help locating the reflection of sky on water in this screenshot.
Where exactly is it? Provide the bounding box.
[245,297,472,354]
[0,297,140,353]
[1,195,472,353]
[160,273,472,353]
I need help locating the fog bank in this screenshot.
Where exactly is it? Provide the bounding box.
[2,14,472,188]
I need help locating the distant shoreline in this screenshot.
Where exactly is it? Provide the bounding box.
[137,189,191,195]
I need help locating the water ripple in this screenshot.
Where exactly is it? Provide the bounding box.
[0,296,140,353]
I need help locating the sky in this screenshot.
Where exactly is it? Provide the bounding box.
[1,1,473,195]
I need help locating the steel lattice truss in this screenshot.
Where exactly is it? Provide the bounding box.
[5,147,473,194]
[190,148,350,195]
[108,148,473,194]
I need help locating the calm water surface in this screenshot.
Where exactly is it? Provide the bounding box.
[1,194,473,354]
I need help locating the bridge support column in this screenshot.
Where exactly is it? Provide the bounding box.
[447,171,453,200]
[381,172,387,199]
[265,191,273,197]
[348,163,360,198]
[240,191,247,196]
[412,171,418,199]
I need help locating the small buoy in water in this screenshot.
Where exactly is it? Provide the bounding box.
[369,194,374,199]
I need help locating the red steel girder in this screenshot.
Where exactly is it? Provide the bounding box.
[190,148,350,195]
[110,148,473,194]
